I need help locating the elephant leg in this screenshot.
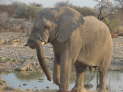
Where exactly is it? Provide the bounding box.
[72,62,87,92]
[98,70,108,92]
[53,60,60,87]
[59,51,72,92]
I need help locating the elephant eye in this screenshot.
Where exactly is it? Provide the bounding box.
[44,25,50,29]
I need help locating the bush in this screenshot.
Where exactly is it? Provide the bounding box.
[55,1,69,7]
[72,6,97,16]
[0,12,9,27]
[13,2,42,20]
[27,4,42,19]
[14,2,29,18]
[103,16,121,33]
[0,5,16,16]
[55,2,96,16]
[116,26,123,35]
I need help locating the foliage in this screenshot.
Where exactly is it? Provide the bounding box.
[0,5,16,16]
[94,0,115,20]
[55,1,70,7]
[115,0,123,8]
[103,18,119,33]
[93,0,122,33]
[114,0,123,18]
[15,71,43,80]
[55,2,96,16]
[0,57,16,62]
[0,13,9,27]
[72,6,97,16]
[13,2,42,20]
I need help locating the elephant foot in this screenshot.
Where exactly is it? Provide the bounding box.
[71,88,87,92]
[54,81,60,87]
[53,76,60,86]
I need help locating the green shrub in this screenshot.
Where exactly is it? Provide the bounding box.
[103,17,121,33]
[55,2,96,16]
[72,6,97,16]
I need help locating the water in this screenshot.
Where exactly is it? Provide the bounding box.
[0,72,59,90]
[0,71,123,92]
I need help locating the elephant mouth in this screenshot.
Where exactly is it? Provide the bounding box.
[40,41,46,45]
[25,39,46,49]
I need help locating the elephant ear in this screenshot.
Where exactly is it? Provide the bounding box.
[57,8,85,42]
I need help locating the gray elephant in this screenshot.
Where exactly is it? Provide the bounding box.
[26,7,112,92]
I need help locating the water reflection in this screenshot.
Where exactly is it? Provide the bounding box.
[15,71,43,81]
[108,71,123,92]
[0,71,58,90]
[0,71,123,92]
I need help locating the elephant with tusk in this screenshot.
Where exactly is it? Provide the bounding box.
[25,7,112,92]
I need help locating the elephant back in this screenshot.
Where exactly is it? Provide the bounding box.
[78,16,112,66]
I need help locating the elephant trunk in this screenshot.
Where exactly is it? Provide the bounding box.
[35,41,51,81]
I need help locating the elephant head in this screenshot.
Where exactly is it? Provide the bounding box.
[26,7,84,81]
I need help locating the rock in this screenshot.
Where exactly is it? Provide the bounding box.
[85,83,93,89]
[46,86,49,89]
[18,85,21,87]
[22,83,27,86]
[15,61,38,72]
[111,33,118,38]
[0,40,5,45]
[0,79,7,88]
[11,39,21,47]
[3,86,14,91]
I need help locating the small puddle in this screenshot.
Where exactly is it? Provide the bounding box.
[0,71,58,90]
[0,71,123,92]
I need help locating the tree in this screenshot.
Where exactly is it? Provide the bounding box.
[94,0,119,33]
[71,6,96,16]
[115,0,123,8]
[55,1,96,16]
[94,0,114,20]
[55,1,70,7]
[114,0,123,16]
[12,2,42,20]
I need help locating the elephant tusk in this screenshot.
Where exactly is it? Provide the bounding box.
[41,42,46,45]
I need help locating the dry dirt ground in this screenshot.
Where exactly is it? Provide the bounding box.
[0,32,53,59]
[0,32,123,92]
[0,32,123,65]
[0,32,54,71]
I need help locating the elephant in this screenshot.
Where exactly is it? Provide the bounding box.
[26,7,112,92]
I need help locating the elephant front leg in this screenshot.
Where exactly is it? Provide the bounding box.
[59,52,72,92]
[72,62,87,92]
[53,61,60,87]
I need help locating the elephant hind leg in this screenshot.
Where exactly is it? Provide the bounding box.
[72,62,88,92]
[98,58,111,92]
[98,69,108,92]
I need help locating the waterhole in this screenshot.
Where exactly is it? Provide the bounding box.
[0,71,123,92]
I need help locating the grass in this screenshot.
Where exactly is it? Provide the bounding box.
[0,57,16,62]
[0,80,6,86]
